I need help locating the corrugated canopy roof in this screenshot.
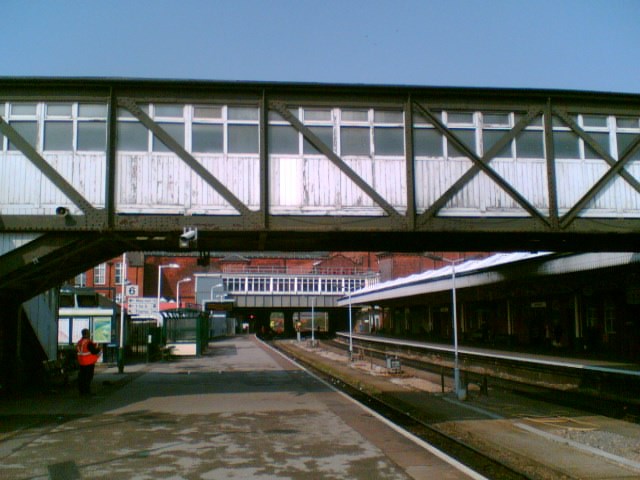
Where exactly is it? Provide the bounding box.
[340,252,640,305]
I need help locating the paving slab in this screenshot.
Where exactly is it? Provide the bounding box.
[0,336,477,480]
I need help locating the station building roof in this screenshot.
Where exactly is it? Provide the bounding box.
[339,252,640,306]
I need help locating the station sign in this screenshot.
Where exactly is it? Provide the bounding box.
[204,300,234,312]
[125,285,139,297]
[128,297,157,316]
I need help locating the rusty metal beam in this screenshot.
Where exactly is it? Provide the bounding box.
[544,99,560,229]
[0,232,108,288]
[0,233,125,298]
[0,215,95,230]
[113,213,263,230]
[404,94,416,230]
[259,90,269,229]
[105,87,118,228]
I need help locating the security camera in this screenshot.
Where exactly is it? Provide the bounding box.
[179,227,198,248]
[55,206,69,217]
[180,229,197,241]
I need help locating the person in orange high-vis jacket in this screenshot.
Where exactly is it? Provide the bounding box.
[76,328,101,396]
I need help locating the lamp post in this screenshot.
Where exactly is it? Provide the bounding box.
[209,282,223,301]
[344,285,353,360]
[348,289,353,360]
[118,252,127,373]
[425,254,468,399]
[311,297,315,344]
[176,277,191,308]
[157,263,179,316]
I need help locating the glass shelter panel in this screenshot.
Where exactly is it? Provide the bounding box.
[152,123,185,152]
[228,125,259,153]
[192,124,223,153]
[269,125,299,154]
[447,129,476,157]
[553,131,580,159]
[516,131,545,158]
[303,126,333,154]
[44,122,73,151]
[374,127,404,155]
[584,132,610,159]
[8,121,37,150]
[414,128,443,156]
[78,122,106,151]
[118,122,148,151]
[341,127,369,155]
[617,133,640,160]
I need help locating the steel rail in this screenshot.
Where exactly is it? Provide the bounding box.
[271,340,532,480]
[330,336,640,422]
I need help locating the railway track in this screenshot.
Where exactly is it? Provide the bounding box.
[329,336,640,423]
[271,340,531,480]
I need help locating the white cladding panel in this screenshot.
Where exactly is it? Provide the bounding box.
[0,152,106,215]
[415,156,640,217]
[117,154,191,214]
[0,153,44,213]
[116,153,261,214]
[42,153,106,207]
[555,159,640,216]
[269,155,406,215]
[491,158,549,211]
[2,149,638,218]
[1,103,639,219]
[191,155,261,213]
[415,157,545,216]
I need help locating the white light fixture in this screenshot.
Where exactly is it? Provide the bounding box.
[157,263,180,314]
[176,277,192,308]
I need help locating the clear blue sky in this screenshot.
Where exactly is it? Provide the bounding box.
[3,0,639,93]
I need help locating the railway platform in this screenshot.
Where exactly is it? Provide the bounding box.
[278,337,640,479]
[0,335,480,480]
[338,333,640,408]
[339,333,640,375]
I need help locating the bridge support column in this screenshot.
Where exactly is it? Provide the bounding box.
[284,310,296,337]
[0,297,24,394]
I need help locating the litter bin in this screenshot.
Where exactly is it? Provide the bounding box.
[104,343,118,364]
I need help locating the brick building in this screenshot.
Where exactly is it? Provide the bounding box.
[69,251,468,309]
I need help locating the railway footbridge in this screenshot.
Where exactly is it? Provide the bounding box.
[1,78,639,391]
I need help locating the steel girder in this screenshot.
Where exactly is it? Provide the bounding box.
[0,232,129,301]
